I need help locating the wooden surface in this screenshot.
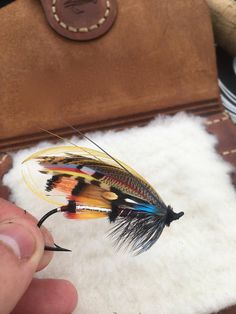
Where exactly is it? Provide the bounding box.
[0,0,221,151]
[0,153,12,200]
[206,0,236,56]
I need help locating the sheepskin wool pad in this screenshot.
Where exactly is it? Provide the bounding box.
[3,113,236,314]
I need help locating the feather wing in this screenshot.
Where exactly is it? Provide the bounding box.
[22,145,164,207]
[22,145,175,254]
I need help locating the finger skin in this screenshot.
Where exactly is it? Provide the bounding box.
[0,199,51,313]
[0,198,54,271]
[12,278,78,314]
[0,219,45,313]
[0,199,78,314]
[36,226,54,271]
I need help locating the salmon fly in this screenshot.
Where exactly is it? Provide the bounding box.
[22,131,184,255]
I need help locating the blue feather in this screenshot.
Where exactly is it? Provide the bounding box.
[133,203,158,214]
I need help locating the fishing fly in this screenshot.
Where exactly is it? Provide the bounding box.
[22,129,184,255]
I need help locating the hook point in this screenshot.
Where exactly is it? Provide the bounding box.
[45,243,71,252]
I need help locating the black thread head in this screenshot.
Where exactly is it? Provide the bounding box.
[165,206,184,226]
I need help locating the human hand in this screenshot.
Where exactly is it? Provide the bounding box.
[0,198,78,314]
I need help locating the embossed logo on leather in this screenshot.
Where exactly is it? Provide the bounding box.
[64,0,97,14]
[46,0,117,40]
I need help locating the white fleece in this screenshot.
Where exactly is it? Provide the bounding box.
[3,113,236,314]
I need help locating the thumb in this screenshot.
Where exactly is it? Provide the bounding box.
[0,217,44,314]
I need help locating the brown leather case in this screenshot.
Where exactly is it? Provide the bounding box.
[217,304,236,314]
[0,0,222,151]
[206,112,236,187]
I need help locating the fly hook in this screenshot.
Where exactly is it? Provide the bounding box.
[37,200,76,252]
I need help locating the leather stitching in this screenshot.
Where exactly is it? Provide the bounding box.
[205,112,236,157]
[205,112,229,126]
[51,0,111,33]
[222,149,236,156]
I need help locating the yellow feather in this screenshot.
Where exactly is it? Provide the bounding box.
[22,145,159,206]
